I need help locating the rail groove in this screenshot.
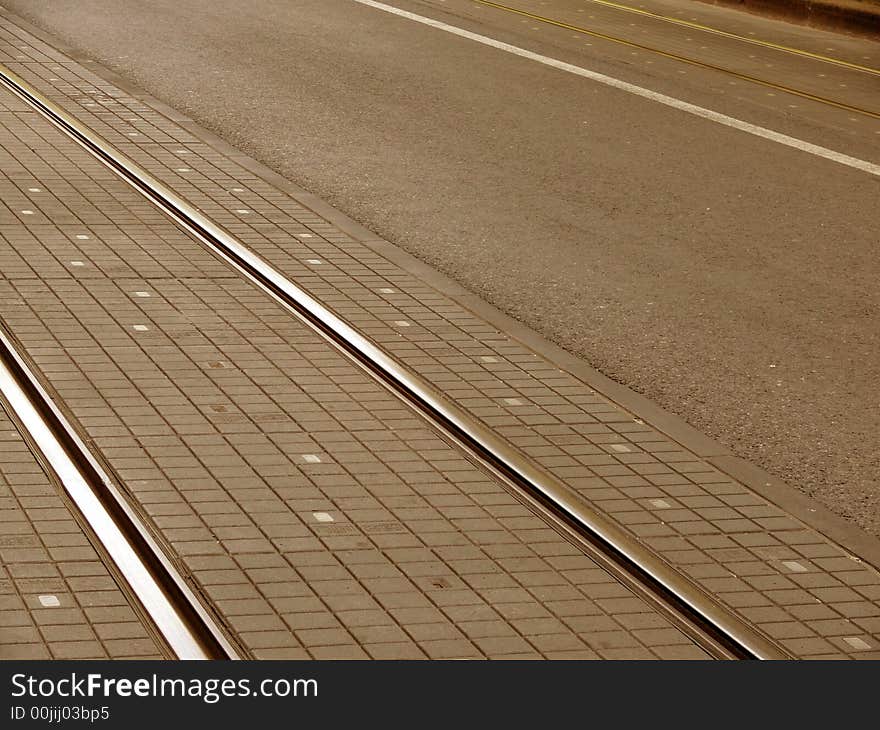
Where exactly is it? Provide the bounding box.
[0,63,792,660]
[0,324,239,660]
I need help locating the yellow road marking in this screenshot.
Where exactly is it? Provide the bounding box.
[579,0,880,76]
[471,0,880,119]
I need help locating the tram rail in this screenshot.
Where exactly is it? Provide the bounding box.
[0,322,240,660]
[0,63,793,660]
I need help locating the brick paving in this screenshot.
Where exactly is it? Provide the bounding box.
[1,15,879,659]
[0,73,707,661]
[0,404,165,659]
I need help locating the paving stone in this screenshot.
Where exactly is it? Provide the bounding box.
[0,408,164,659]
[1,20,878,660]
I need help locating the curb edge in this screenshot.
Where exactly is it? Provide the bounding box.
[5,7,880,573]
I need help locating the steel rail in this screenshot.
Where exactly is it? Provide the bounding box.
[0,63,792,660]
[0,324,239,660]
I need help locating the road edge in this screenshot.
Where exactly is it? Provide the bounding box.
[5,6,880,573]
[695,0,880,38]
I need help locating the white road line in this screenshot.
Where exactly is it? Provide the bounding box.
[351,0,880,177]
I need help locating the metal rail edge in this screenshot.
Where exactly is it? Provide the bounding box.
[0,63,792,659]
[0,316,239,659]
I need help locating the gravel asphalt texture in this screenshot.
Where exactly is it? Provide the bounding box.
[3,0,879,535]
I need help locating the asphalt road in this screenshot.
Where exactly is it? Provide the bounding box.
[3,0,879,533]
